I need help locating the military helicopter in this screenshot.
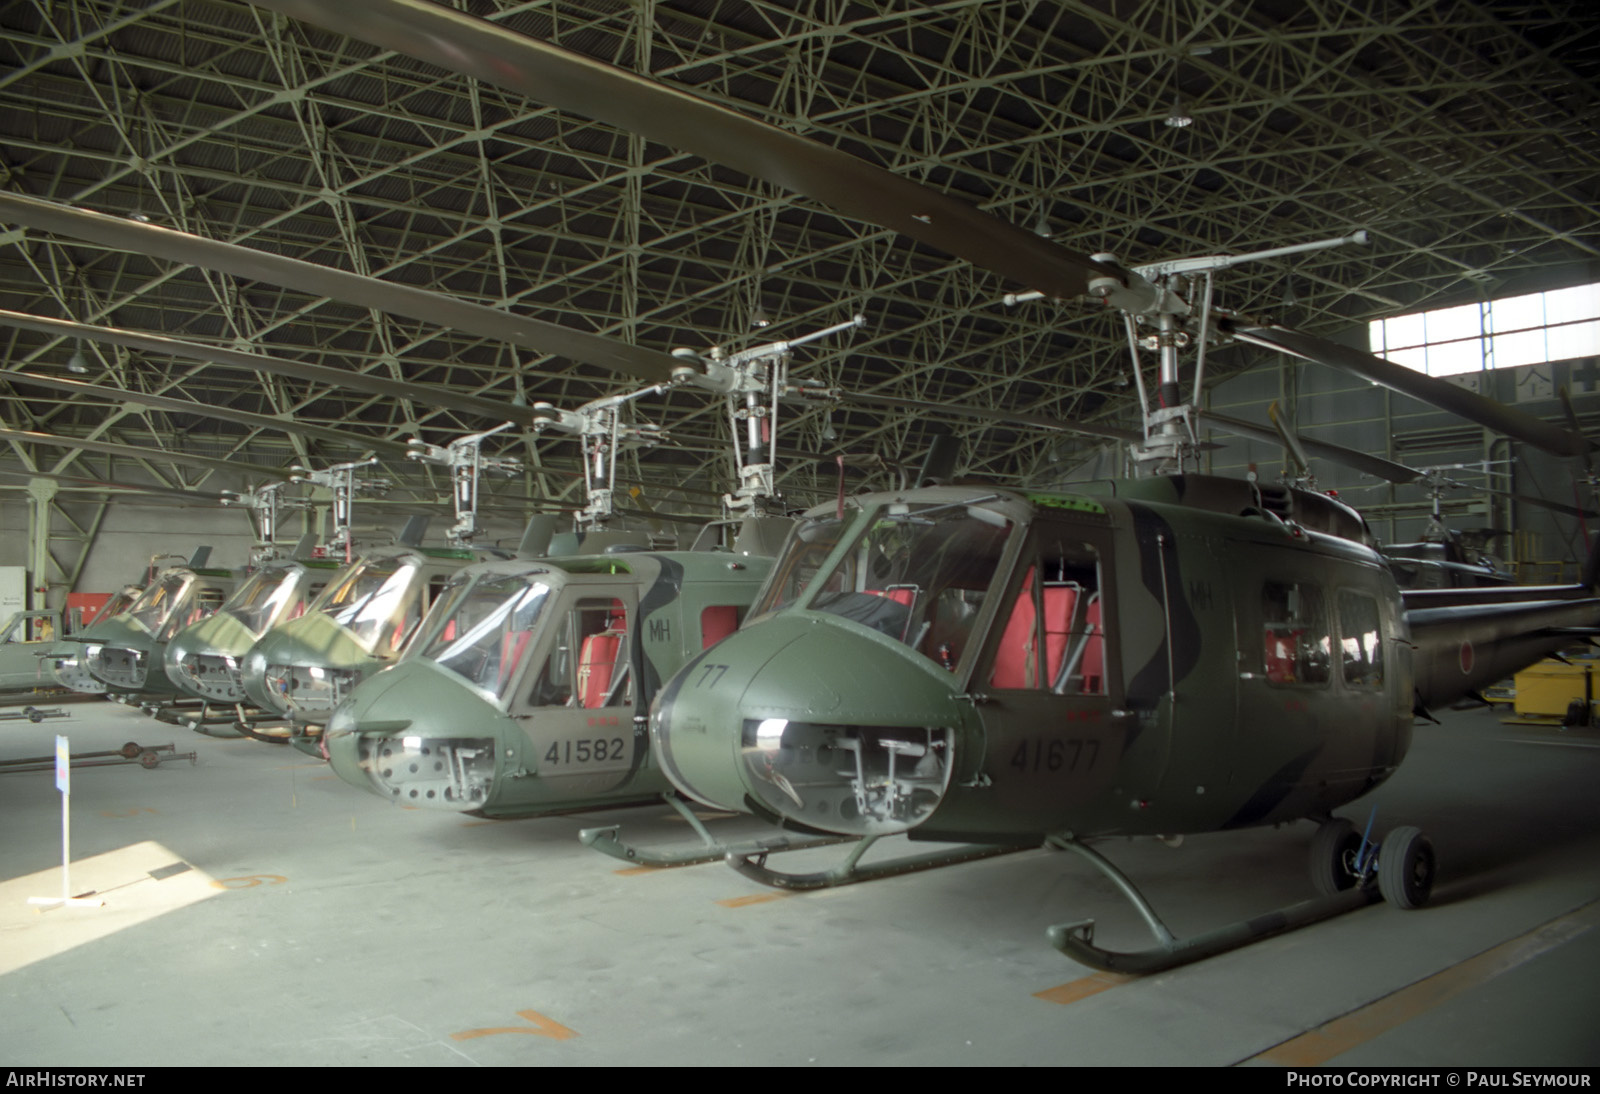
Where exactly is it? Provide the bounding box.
[236,408,663,751]
[162,483,342,736]
[40,584,143,695]
[234,0,1600,972]
[78,547,242,705]
[320,322,854,828]
[77,456,377,716]
[0,608,66,693]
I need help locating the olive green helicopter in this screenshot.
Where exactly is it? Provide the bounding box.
[228,0,1600,972]
[3,0,1595,974]
[319,318,858,827]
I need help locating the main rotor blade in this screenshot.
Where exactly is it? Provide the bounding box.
[248,0,1116,301]
[0,426,296,481]
[843,392,1148,446]
[0,465,234,503]
[1202,411,1423,484]
[0,310,555,431]
[3,372,414,458]
[0,193,676,383]
[1218,318,1589,459]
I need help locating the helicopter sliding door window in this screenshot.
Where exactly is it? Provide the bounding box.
[989,544,1105,695]
[1261,581,1331,686]
[1337,590,1384,688]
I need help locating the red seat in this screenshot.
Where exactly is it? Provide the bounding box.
[498,630,530,691]
[991,572,1079,689]
[1264,627,1302,683]
[578,632,622,708]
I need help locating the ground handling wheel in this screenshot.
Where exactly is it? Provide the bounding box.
[1377,825,1435,910]
[138,749,161,770]
[1309,818,1366,897]
[120,742,142,759]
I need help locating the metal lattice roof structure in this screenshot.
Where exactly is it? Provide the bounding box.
[2,0,1597,522]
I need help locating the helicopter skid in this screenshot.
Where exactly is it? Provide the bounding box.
[0,705,67,724]
[726,834,1024,891]
[579,794,852,868]
[1043,835,1380,974]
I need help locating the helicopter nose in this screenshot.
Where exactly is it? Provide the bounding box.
[85,619,152,690]
[652,616,974,837]
[325,661,501,810]
[167,615,254,700]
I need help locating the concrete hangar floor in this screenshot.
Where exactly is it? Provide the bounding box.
[1,697,1597,1068]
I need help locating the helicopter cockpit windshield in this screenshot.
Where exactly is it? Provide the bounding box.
[314,560,424,654]
[795,498,1016,673]
[127,572,192,636]
[221,567,305,634]
[417,574,552,703]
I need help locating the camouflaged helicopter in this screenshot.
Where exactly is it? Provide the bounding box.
[319,326,850,824]
[5,0,1593,973]
[237,413,714,755]
[233,0,1600,972]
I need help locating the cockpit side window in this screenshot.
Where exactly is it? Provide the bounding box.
[424,578,549,700]
[806,503,1015,672]
[749,517,849,617]
[988,541,1105,694]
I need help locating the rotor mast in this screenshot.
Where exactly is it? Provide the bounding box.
[1011,231,1368,477]
[406,422,523,545]
[530,387,668,531]
[671,315,861,517]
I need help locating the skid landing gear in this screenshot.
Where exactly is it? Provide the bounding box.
[728,834,1023,890]
[580,794,851,868]
[1044,820,1435,974]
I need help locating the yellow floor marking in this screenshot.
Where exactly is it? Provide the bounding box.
[451,1009,577,1042]
[615,865,666,876]
[717,891,798,908]
[211,874,288,890]
[1249,901,1598,1066]
[1034,970,1137,1005]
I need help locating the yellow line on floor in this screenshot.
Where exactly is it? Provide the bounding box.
[1247,900,1599,1066]
[718,891,798,908]
[1034,970,1137,1005]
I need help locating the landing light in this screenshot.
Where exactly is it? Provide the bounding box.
[754,718,787,749]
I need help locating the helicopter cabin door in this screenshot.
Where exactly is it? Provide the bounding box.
[514,593,640,797]
[1232,557,1400,825]
[958,526,1125,841]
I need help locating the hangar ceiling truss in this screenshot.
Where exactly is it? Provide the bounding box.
[0,0,1595,518]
